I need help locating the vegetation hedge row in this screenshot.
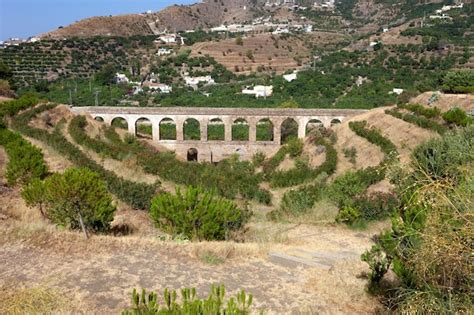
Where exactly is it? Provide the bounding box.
[0,129,49,186]
[0,95,49,186]
[442,107,473,127]
[385,109,447,134]
[349,121,398,157]
[11,104,157,210]
[69,115,137,160]
[262,137,304,175]
[269,138,337,188]
[397,103,440,119]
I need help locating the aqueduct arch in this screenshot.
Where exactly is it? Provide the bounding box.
[77,106,366,162]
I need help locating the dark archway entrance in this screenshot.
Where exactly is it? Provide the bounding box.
[187,148,198,162]
[280,118,299,144]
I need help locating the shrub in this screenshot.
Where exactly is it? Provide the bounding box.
[269,138,337,188]
[397,103,441,119]
[349,121,398,157]
[335,206,361,224]
[286,137,303,158]
[352,192,399,221]
[122,285,256,315]
[343,146,357,164]
[386,109,447,134]
[22,168,116,237]
[328,167,384,208]
[361,245,391,283]
[0,129,48,186]
[442,107,472,127]
[364,126,473,313]
[149,186,252,241]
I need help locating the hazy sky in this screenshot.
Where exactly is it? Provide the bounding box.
[0,0,197,40]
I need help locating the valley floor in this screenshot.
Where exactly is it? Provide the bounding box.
[0,162,384,314]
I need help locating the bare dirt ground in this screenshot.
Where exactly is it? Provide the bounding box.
[0,96,13,103]
[0,213,383,314]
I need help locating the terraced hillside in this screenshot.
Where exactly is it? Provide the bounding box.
[0,37,158,86]
[190,32,347,74]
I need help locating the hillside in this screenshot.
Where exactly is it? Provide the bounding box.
[2,93,472,313]
[42,0,266,38]
[39,0,455,39]
[190,32,346,74]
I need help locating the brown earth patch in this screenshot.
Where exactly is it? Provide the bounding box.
[410,91,474,112]
[190,32,345,75]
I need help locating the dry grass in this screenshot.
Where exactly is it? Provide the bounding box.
[335,107,437,167]
[0,286,70,315]
[333,116,385,176]
[410,91,474,112]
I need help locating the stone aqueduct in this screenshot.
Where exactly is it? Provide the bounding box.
[71,107,367,162]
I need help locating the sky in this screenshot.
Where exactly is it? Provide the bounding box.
[0,0,197,40]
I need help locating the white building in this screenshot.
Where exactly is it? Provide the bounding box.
[242,85,273,98]
[272,27,290,35]
[156,48,172,56]
[429,14,452,20]
[283,71,298,82]
[184,76,215,89]
[158,34,180,44]
[115,73,129,84]
[390,88,404,95]
[28,37,41,43]
[143,82,173,94]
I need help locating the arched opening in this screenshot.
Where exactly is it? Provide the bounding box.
[187,148,198,162]
[306,119,324,134]
[256,118,274,141]
[331,118,342,127]
[111,117,128,130]
[135,117,152,139]
[94,116,104,122]
[280,118,298,144]
[183,118,201,141]
[232,118,249,141]
[159,118,176,140]
[208,118,225,141]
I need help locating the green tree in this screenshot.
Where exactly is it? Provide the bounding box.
[441,70,474,93]
[149,186,251,241]
[442,107,472,127]
[278,99,299,108]
[0,61,12,80]
[95,63,117,85]
[22,168,116,238]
